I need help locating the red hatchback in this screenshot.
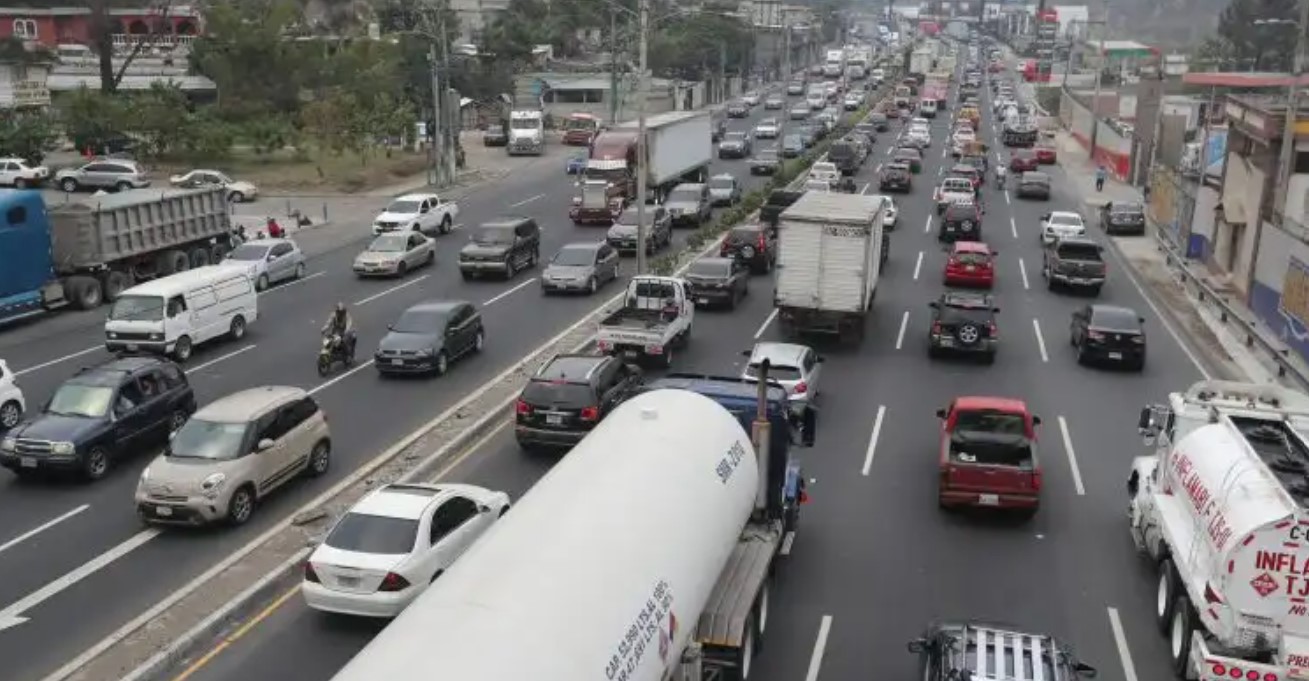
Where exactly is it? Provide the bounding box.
[936,397,1042,515]
[1034,143,1057,164]
[943,241,997,288]
[1009,150,1039,173]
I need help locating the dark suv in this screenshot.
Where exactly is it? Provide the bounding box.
[720,223,778,274]
[1100,200,1146,235]
[459,216,541,280]
[927,291,1000,363]
[939,201,983,242]
[908,622,1097,681]
[514,354,643,450]
[0,356,196,480]
[879,163,913,192]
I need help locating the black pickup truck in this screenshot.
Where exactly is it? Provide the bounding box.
[760,189,804,228]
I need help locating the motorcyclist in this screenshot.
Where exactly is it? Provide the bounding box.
[994,164,1008,189]
[322,302,356,360]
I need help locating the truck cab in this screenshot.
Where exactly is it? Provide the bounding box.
[569,178,624,225]
[0,191,56,324]
[507,109,545,156]
[561,113,601,146]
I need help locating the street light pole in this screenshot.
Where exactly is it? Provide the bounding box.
[609,9,619,123]
[1087,0,1107,160]
[635,0,650,275]
[429,43,443,187]
[1275,0,1309,215]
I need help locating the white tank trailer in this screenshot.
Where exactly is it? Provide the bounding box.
[331,387,799,681]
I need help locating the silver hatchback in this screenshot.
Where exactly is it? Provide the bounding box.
[55,159,150,192]
[741,342,824,414]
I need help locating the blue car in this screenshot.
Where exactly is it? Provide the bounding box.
[566,154,587,174]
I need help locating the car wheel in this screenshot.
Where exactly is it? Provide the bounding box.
[305,440,331,477]
[169,409,188,432]
[587,277,598,294]
[13,178,26,189]
[434,351,449,376]
[473,328,485,353]
[172,336,193,362]
[82,446,110,482]
[115,181,132,192]
[60,178,78,192]
[396,262,409,277]
[229,315,247,340]
[255,273,269,291]
[440,215,452,234]
[229,191,245,203]
[0,400,22,429]
[425,251,435,266]
[293,262,306,279]
[226,485,256,526]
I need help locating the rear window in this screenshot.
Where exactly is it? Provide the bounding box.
[1092,307,1141,329]
[689,260,731,277]
[1055,242,1102,260]
[325,513,419,554]
[744,363,803,381]
[522,380,597,406]
[728,226,762,243]
[955,251,989,265]
[1111,202,1143,213]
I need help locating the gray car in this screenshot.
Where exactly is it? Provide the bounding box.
[219,238,307,291]
[789,105,810,120]
[353,232,436,277]
[541,242,620,295]
[664,183,712,228]
[707,173,741,206]
[55,159,150,192]
[741,341,824,415]
[717,131,751,159]
[606,206,672,255]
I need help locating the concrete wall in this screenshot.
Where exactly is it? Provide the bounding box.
[1059,88,1132,180]
[1250,221,1309,364]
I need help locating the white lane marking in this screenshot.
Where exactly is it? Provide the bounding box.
[1058,416,1087,496]
[508,193,543,208]
[1018,258,1030,290]
[1009,216,1018,239]
[780,530,796,556]
[263,271,324,293]
[859,182,870,194]
[307,359,376,396]
[353,274,429,306]
[924,215,932,234]
[482,277,538,307]
[895,311,909,350]
[754,308,779,339]
[0,505,90,555]
[1004,191,1011,205]
[0,529,159,631]
[913,251,924,280]
[185,344,256,374]
[1107,607,1141,681]
[1032,319,1049,363]
[13,346,101,377]
[804,615,834,681]
[862,405,886,476]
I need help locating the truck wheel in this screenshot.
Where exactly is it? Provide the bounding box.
[189,246,211,268]
[753,580,771,650]
[1169,595,1196,677]
[210,243,229,263]
[1156,558,1179,634]
[728,615,757,681]
[157,249,189,276]
[68,276,104,310]
[102,271,131,302]
[440,215,452,234]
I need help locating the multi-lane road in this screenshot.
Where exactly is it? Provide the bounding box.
[0,88,800,681]
[152,69,1205,681]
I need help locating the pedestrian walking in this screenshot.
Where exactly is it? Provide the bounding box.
[1095,165,1107,192]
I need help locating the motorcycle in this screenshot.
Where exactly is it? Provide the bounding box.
[994,168,1007,190]
[317,332,356,376]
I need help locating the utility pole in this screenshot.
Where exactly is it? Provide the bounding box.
[635,0,650,275]
[609,9,619,122]
[719,42,727,103]
[439,5,456,186]
[429,43,443,187]
[1087,0,1108,160]
[1275,0,1309,216]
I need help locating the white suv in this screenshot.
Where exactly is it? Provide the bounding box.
[0,158,49,188]
[0,360,25,430]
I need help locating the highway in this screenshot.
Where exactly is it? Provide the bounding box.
[0,88,794,681]
[162,65,1200,681]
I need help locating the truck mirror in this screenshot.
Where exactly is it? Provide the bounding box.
[935,408,947,419]
[1031,415,1041,426]
[906,638,927,653]
[802,406,817,446]
[1073,662,1097,678]
[1137,407,1154,431]
[740,349,752,358]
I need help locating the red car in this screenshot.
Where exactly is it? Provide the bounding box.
[1034,143,1057,164]
[936,397,1043,515]
[1009,150,1039,173]
[943,241,997,288]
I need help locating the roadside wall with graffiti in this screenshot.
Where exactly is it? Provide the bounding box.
[1251,222,1309,363]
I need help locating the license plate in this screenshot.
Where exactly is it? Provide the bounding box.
[1108,352,1123,360]
[20,457,36,468]
[547,414,563,425]
[155,506,173,517]
[965,265,976,271]
[337,576,359,588]
[623,350,639,359]
[938,338,954,347]
[126,344,139,351]
[698,297,710,304]
[978,494,999,506]
[391,359,403,366]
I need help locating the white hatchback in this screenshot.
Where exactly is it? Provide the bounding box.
[303,482,511,618]
[0,360,25,430]
[1040,211,1087,245]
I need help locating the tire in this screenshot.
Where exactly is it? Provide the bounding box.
[210,243,229,263]
[434,351,449,376]
[1089,285,1103,297]
[13,178,26,188]
[255,273,269,291]
[102,271,131,302]
[115,181,132,192]
[60,178,78,192]
[587,277,598,295]
[295,262,307,279]
[229,191,244,203]
[396,262,408,277]
[425,251,435,267]
[169,409,188,433]
[472,329,485,353]
[157,249,189,276]
[189,246,211,268]
[0,400,22,430]
[226,485,256,526]
[753,580,771,649]
[82,446,110,482]
[1169,594,1196,677]
[305,440,331,477]
[68,276,103,310]
[725,614,757,681]
[317,354,331,376]
[440,215,452,234]
[229,315,246,340]
[505,258,517,279]
[1157,558,1179,634]
[172,335,193,362]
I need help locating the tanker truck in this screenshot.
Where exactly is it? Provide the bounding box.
[329,373,814,681]
[1131,380,1309,680]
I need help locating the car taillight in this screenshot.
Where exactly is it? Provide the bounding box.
[516,399,533,416]
[1087,330,1104,341]
[946,257,959,268]
[931,321,942,335]
[793,381,807,395]
[597,340,611,352]
[378,572,411,592]
[988,321,997,338]
[580,406,600,421]
[758,234,768,251]
[1031,469,1042,491]
[721,244,730,256]
[303,561,320,583]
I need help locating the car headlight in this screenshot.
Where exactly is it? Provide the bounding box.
[416,347,434,357]
[139,467,151,485]
[201,472,226,498]
[51,441,75,455]
[1,437,14,452]
[150,332,163,341]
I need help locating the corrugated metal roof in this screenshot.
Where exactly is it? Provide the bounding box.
[46,73,216,92]
[783,192,886,223]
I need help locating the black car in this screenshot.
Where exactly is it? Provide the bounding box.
[909,622,1097,681]
[749,148,781,175]
[717,131,752,159]
[1071,303,1146,370]
[1016,171,1051,200]
[828,140,861,175]
[514,354,643,450]
[869,112,890,131]
[459,216,541,280]
[726,101,750,118]
[482,125,508,147]
[0,356,196,481]
[927,291,999,363]
[376,300,484,376]
[939,201,982,242]
[879,162,913,192]
[720,223,777,273]
[1100,200,1146,235]
[684,257,750,309]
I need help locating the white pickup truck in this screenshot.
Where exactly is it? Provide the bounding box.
[934,177,974,213]
[595,276,694,368]
[372,193,459,236]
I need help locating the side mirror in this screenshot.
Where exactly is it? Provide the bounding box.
[256,438,275,452]
[816,355,825,363]
[479,505,491,513]
[1137,407,1155,431]
[935,408,947,419]
[1074,662,1097,678]
[1032,415,1042,426]
[1139,316,1146,323]
[906,638,928,654]
[928,301,940,308]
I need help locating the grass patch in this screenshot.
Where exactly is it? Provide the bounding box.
[154,147,430,194]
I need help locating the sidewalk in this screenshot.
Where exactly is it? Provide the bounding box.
[1052,129,1309,386]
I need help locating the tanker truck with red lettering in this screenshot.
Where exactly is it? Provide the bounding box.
[1130,380,1309,681]
[328,375,814,681]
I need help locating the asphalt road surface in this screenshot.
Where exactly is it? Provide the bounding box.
[0,85,799,681]
[158,71,1198,681]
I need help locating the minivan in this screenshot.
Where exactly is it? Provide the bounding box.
[920,99,939,117]
[106,266,258,362]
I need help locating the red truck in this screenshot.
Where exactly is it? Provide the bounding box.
[569,129,637,225]
[561,113,602,146]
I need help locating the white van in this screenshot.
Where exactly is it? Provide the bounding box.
[105,266,258,362]
[920,99,939,117]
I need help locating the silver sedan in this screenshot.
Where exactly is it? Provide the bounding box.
[218,238,306,291]
[353,232,436,277]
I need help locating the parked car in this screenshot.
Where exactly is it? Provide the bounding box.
[741,342,823,416]
[375,300,484,376]
[540,242,620,295]
[302,482,511,616]
[353,232,436,278]
[684,257,750,309]
[55,159,150,192]
[934,396,1042,514]
[720,223,777,273]
[169,169,259,202]
[0,157,49,188]
[1100,200,1146,235]
[1070,303,1147,370]
[515,354,643,450]
[0,360,25,430]
[135,386,331,526]
[707,173,742,206]
[458,216,541,280]
[927,291,999,363]
[220,238,308,290]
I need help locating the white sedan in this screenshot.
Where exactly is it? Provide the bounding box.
[1040,210,1087,245]
[168,169,259,202]
[882,197,898,229]
[303,483,510,618]
[0,360,25,430]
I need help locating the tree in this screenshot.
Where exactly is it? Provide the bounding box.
[0,113,59,163]
[1217,0,1299,71]
[300,89,363,156]
[88,0,178,94]
[57,88,128,152]
[649,14,754,80]
[121,84,191,157]
[188,0,308,119]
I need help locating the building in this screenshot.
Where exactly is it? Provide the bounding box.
[0,4,203,52]
[450,0,510,44]
[512,72,726,124]
[0,44,50,109]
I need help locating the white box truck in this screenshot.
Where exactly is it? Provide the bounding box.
[774,192,886,343]
[611,111,712,202]
[909,48,933,76]
[1131,380,1309,680]
[326,384,813,681]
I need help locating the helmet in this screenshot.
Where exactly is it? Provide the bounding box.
[335,302,346,314]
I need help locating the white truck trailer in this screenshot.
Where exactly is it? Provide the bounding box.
[611,110,712,202]
[774,192,886,344]
[1131,380,1309,680]
[329,384,813,681]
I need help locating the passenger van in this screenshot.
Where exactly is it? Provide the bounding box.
[919,99,939,117]
[105,266,258,362]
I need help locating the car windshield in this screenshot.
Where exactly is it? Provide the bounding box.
[618,208,655,225]
[46,383,114,418]
[168,419,249,460]
[725,133,746,143]
[473,225,516,244]
[552,247,594,266]
[1112,202,1143,213]
[325,512,419,554]
[954,408,1026,434]
[669,188,700,202]
[511,118,537,130]
[689,260,731,277]
[1092,307,1141,329]
[369,235,410,252]
[744,362,803,381]
[386,200,421,214]
[226,244,270,261]
[108,294,165,322]
[1049,214,1082,227]
[709,177,735,190]
[392,308,447,334]
[563,117,594,131]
